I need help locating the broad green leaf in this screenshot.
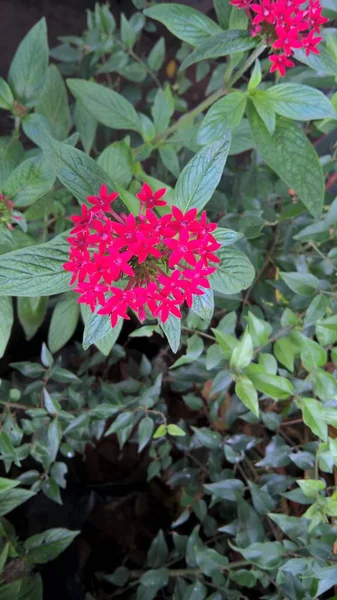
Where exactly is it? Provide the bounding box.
[180,30,258,69]
[160,314,181,353]
[0,234,70,296]
[138,417,154,453]
[191,287,214,321]
[148,37,165,72]
[82,308,122,352]
[304,294,329,327]
[167,424,185,436]
[233,541,284,569]
[140,568,169,589]
[170,334,203,368]
[48,293,79,353]
[0,488,35,517]
[67,79,140,132]
[40,134,119,203]
[22,113,54,145]
[121,14,137,50]
[267,83,336,121]
[294,45,337,76]
[0,137,24,189]
[8,18,49,106]
[316,314,337,331]
[247,312,271,346]
[230,329,253,370]
[297,478,326,498]
[229,119,256,155]
[247,105,324,219]
[274,337,295,372]
[152,88,174,134]
[279,271,319,295]
[36,65,71,140]
[2,155,56,207]
[144,4,221,47]
[235,375,259,417]
[204,478,245,500]
[18,296,48,340]
[97,140,133,188]
[74,101,97,154]
[212,329,237,358]
[213,228,243,246]
[0,77,14,110]
[250,92,276,134]
[297,398,327,442]
[24,528,80,564]
[209,247,255,294]
[197,92,247,145]
[248,60,262,92]
[174,135,231,213]
[245,366,294,399]
[95,324,123,356]
[153,424,167,439]
[159,146,180,178]
[297,335,327,370]
[213,0,231,29]
[0,297,13,358]
[0,477,20,493]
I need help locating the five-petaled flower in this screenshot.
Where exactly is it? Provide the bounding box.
[64,184,220,326]
[231,0,327,76]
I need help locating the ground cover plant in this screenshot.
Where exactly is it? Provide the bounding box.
[1,0,337,598]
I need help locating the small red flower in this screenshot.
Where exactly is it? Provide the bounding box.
[88,184,119,213]
[136,183,167,209]
[269,53,295,76]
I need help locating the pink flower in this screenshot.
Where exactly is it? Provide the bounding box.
[136,183,167,209]
[269,53,295,76]
[63,183,219,328]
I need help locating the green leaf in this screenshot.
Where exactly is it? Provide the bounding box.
[0,297,13,358]
[0,77,14,110]
[121,14,137,50]
[36,65,71,140]
[167,424,186,436]
[294,45,337,76]
[18,296,48,340]
[159,146,180,179]
[148,37,165,72]
[235,375,259,417]
[212,329,237,358]
[8,18,49,106]
[82,309,122,352]
[297,397,327,441]
[144,3,221,46]
[248,60,262,92]
[174,136,230,213]
[0,137,24,189]
[147,530,169,568]
[40,134,118,202]
[67,79,140,132]
[191,287,214,321]
[274,337,295,372]
[250,92,276,134]
[304,294,329,328]
[160,314,181,354]
[138,417,154,452]
[153,424,167,439]
[0,477,20,493]
[95,325,123,356]
[245,367,294,400]
[266,83,336,121]
[233,541,284,569]
[197,92,247,145]
[204,478,245,500]
[152,88,174,134]
[2,155,56,208]
[247,312,271,347]
[297,478,326,498]
[297,335,327,370]
[180,30,258,69]
[48,293,79,353]
[0,488,35,517]
[247,105,324,219]
[24,528,79,564]
[170,334,204,368]
[229,119,256,155]
[209,247,255,294]
[140,568,169,589]
[97,140,133,188]
[316,314,337,332]
[74,101,97,154]
[213,0,231,29]
[0,234,70,296]
[230,329,253,371]
[279,271,319,295]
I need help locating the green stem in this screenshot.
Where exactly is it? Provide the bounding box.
[228,41,267,87]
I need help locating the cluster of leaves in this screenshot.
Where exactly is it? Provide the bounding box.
[0,0,337,598]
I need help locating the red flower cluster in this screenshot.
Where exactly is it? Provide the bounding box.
[63,183,220,325]
[231,0,327,76]
[0,193,23,230]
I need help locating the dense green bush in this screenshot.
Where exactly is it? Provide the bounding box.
[1,1,337,598]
